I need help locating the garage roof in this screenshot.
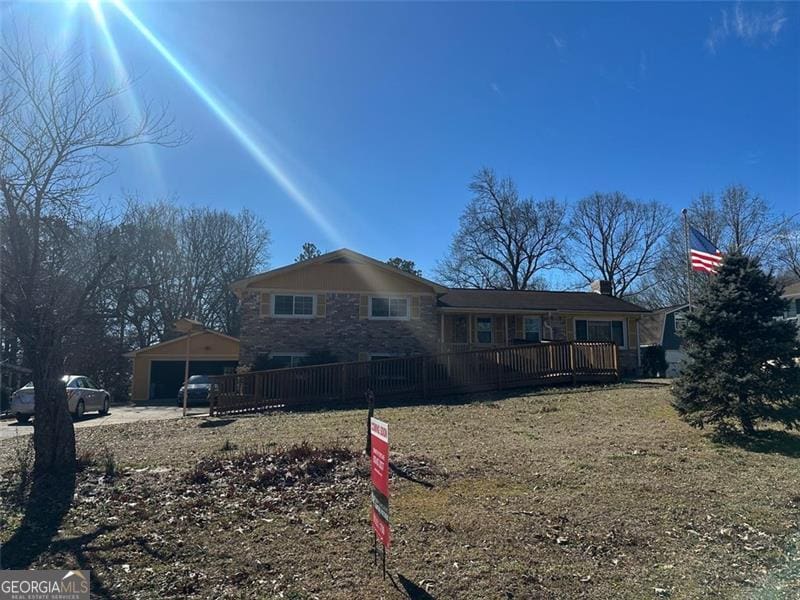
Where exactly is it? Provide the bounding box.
[123,329,239,358]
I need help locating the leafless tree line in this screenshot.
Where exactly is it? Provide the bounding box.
[0,30,268,477]
[105,200,269,348]
[437,168,798,306]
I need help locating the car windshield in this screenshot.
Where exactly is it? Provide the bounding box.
[187,375,211,384]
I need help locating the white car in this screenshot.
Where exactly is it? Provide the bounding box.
[10,375,110,424]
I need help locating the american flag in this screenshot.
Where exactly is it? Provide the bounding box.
[689,225,723,273]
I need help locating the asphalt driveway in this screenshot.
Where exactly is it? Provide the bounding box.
[0,404,208,441]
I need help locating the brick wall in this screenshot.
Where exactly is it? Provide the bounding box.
[238,291,439,367]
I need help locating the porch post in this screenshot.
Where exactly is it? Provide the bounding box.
[467,315,473,347]
[440,313,445,351]
[504,314,508,346]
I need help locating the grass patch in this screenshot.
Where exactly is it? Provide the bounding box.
[0,384,798,598]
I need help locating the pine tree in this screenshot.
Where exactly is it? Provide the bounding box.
[672,253,800,435]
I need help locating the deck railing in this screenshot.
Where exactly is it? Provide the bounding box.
[209,341,619,416]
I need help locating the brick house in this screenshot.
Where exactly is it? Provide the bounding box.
[232,249,648,373]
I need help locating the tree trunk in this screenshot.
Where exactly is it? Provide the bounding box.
[32,373,76,476]
[739,411,756,436]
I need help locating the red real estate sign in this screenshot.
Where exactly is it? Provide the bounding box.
[370,417,390,548]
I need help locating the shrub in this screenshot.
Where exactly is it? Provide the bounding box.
[102,447,117,480]
[641,345,668,377]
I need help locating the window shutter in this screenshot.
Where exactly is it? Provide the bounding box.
[316,294,326,317]
[259,292,271,317]
[357,352,369,362]
[493,317,503,344]
[410,296,421,319]
[515,316,524,340]
[574,319,586,341]
[359,295,369,319]
[626,317,636,348]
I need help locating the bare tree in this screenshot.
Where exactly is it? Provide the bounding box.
[436,168,566,290]
[0,34,181,477]
[639,185,792,308]
[777,215,800,280]
[563,192,672,297]
[106,201,270,345]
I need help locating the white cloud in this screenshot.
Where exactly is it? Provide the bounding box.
[490,82,502,96]
[550,34,566,51]
[705,2,788,53]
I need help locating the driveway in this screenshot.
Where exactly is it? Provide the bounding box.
[0,404,208,441]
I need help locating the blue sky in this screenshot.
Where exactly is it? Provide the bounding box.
[5,1,799,279]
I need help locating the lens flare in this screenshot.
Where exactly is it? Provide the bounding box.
[108,0,344,246]
[88,0,166,194]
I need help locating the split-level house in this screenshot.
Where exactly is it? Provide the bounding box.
[231,249,648,374]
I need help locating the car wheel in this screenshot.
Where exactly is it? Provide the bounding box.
[99,396,110,415]
[74,399,85,419]
[16,415,30,424]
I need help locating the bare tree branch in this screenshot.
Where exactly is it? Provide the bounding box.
[562,192,672,298]
[436,168,566,290]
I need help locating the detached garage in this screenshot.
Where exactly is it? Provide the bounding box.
[126,328,239,402]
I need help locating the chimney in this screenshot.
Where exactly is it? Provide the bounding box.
[591,280,612,295]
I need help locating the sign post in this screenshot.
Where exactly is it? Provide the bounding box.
[369,416,390,578]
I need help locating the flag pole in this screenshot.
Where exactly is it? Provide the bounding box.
[682,208,692,312]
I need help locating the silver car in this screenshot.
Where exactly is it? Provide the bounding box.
[10,375,110,424]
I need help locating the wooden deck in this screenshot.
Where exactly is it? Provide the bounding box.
[209,341,619,416]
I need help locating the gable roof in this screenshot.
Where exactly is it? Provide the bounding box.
[231,248,447,294]
[123,329,240,358]
[650,303,690,315]
[783,281,800,297]
[437,288,648,313]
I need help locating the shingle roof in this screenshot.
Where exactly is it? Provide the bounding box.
[436,288,648,313]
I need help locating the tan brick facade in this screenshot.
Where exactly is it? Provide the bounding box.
[232,249,644,374]
[238,291,439,366]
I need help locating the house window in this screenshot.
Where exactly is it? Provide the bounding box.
[273,294,314,317]
[476,317,492,344]
[269,354,306,368]
[524,317,541,342]
[575,319,625,348]
[370,296,408,319]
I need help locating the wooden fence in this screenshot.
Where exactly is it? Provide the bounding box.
[209,341,619,416]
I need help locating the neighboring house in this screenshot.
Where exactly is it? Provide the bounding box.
[639,282,800,378]
[232,249,648,374]
[780,281,800,340]
[639,304,689,377]
[125,319,240,401]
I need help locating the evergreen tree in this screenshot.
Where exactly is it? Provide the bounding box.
[672,253,800,435]
[295,242,322,262]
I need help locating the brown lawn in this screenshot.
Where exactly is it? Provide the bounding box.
[1,382,798,599]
